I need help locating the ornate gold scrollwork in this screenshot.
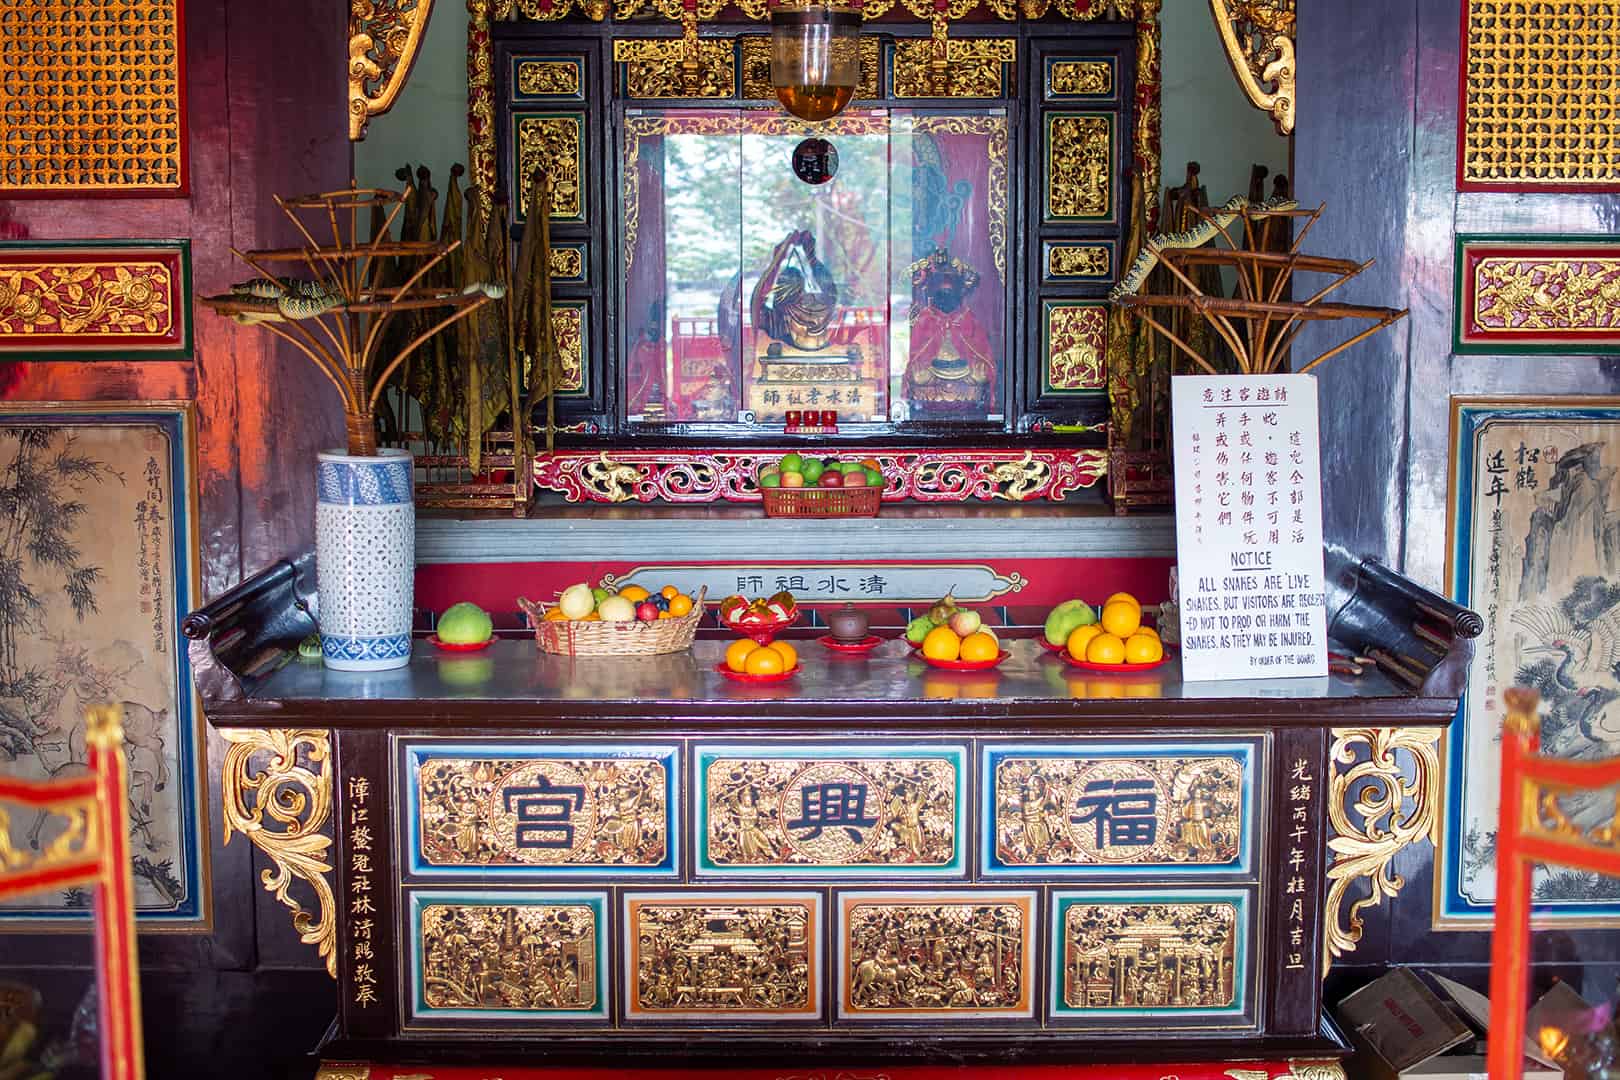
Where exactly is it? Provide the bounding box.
[1322,727,1443,973]
[892,37,1016,98]
[1050,59,1112,96]
[583,451,642,502]
[516,59,583,97]
[1208,0,1295,135]
[349,0,436,141]
[222,729,337,978]
[515,115,584,221]
[1048,244,1111,278]
[613,37,736,98]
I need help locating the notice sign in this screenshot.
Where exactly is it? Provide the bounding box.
[1171,374,1328,681]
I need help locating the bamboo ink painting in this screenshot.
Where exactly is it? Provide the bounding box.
[1440,398,1620,927]
[0,405,205,925]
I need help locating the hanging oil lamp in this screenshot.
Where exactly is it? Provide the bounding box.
[770,0,862,122]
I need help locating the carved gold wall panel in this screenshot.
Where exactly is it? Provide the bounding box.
[1046,113,1113,220]
[985,748,1251,871]
[515,58,585,100]
[1043,303,1110,393]
[1050,890,1250,1021]
[553,301,587,394]
[838,892,1036,1019]
[696,747,964,875]
[1455,236,1620,353]
[409,892,608,1020]
[624,893,822,1020]
[1049,59,1114,97]
[740,36,880,101]
[0,243,192,359]
[1046,243,1113,280]
[349,0,435,140]
[892,38,1016,98]
[550,244,587,284]
[409,747,674,875]
[613,38,736,99]
[1461,0,1620,190]
[0,0,185,194]
[513,114,585,222]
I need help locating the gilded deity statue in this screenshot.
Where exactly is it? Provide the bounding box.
[904,246,996,416]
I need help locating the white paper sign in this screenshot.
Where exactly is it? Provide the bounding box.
[1171,374,1328,680]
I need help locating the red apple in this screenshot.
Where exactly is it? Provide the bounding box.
[781,471,805,488]
[819,469,844,487]
[636,601,661,621]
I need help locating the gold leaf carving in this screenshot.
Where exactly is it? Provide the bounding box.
[892,38,1016,98]
[1047,113,1113,219]
[515,115,583,220]
[613,38,735,99]
[1059,899,1238,1010]
[420,901,600,1012]
[1048,244,1111,278]
[516,59,582,97]
[1050,59,1113,96]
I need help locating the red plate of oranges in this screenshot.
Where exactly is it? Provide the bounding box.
[720,638,800,682]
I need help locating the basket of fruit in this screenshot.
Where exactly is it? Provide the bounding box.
[758,453,884,518]
[517,582,705,657]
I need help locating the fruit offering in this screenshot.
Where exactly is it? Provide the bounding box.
[719,591,798,632]
[435,601,494,646]
[758,453,884,491]
[903,591,1005,667]
[552,580,696,623]
[1043,592,1165,667]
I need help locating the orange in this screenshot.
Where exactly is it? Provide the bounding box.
[583,611,602,621]
[960,631,1000,662]
[661,585,679,600]
[725,638,758,673]
[1099,601,1141,638]
[544,607,569,622]
[767,640,798,671]
[744,646,785,676]
[1066,623,1103,660]
[620,584,651,603]
[1104,591,1141,612]
[657,610,673,619]
[1085,632,1127,664]
[921,625,962,662]
[1133,625,1160,641]
[668,593,694,617]
[1123,633,1164,664]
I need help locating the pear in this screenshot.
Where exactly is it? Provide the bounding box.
[1044,599,1097,645]
[928,590,959,626]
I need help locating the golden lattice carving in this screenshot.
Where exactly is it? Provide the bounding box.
[1047,114,1113,219]
[1209,0,1295,136]
[515,115,584,221]
[1050,59,1113,96]
[1322,727,1443,973]
[349,0,435,141]
[516,59,583,97]
[892,38,1016,98]
[613,38,736,98]
[0,0,184,194]
[1462,0,1620,188]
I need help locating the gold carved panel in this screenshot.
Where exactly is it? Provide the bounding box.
[741,36,881,101]
[1049,59,1113,97]
[1462,0,1620,189]
[411,749,670,872]
[514,114,584,221]
[1046,113,1113,220]
[1047,243,1112,280]
[516,59,584,99]
[0,0,184,194]
[1052,892,1249,1019]
[550,245,587,284]
[839,892,1036,1018]
[624,893,822,1020]
[613,38,736,99]
[987,751,1249,870]
[892,38,1016,98]
[1043,302,1110,393]
[553,301,587,394]
[697,749,963,874]
[414,896,606,1019]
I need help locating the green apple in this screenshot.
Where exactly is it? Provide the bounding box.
[779,452,803,474]
[760,471,782,488]
[905,614,935,644]
[864,467,883,487]
[801,458,824,484]
[437,601,493,645]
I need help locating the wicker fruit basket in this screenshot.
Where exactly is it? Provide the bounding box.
[761,485,881,518]
[516,588,706,657]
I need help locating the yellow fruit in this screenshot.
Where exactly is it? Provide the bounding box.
[1100,601,1141,638]
[1088,679,1125,699]
[660,585,679,600]
[620,584,651,603]
[1104,591,1141,612]
[1085,632,1127,664]
[744,646,785,675]
[1066,623,1104,660]
[1133,625,1160,641]
[922,625,962,662]
[668,593,694,617]
[767,640,798,671]
[726,639,758,673]
[543,607,569,622]
[657,610,673,619]
[1123,633,1164,664]
[960,631,1000,662]
[583,611,601,622]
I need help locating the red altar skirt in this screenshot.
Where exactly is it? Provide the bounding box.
[318,1062,1341,1079]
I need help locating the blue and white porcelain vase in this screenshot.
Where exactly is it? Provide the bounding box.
[315,448,414,670]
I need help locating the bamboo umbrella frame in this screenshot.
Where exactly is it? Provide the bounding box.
[1113,202,1408,377]
[200,186,493,456]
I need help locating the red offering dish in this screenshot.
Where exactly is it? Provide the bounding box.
[1060,653,1171,673]
[428,634,492,652]
[920,650,1010,672]
[1037,637,1069,655]
[714,661,800,683]
[725,609,799,646]
[819,634,882,654]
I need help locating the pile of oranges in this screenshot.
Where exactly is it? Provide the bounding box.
[1066,592,1164,665]
[921,625,1001,663]
[724,638,799,676]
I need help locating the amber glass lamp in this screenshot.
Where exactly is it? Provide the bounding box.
[770,1,862,122]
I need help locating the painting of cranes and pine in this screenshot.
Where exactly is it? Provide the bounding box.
[1443,399,1620,926]
[0,407,204,924]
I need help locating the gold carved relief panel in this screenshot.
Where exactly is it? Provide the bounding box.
[1048,59,1114,98]
[623,892,823,1020]
[513,114,585,222]
[1042,302,1110,393]
[613,38,736,99]
[740,36,881,100]
[0,0,185,194]
[1046,113,1114,220]
[1046,243,1113,280]
[892,38,1016,98]
[514,58,586,100]
[837,891,1037,1019]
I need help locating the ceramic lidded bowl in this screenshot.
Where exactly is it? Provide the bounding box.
[826,602,870,642]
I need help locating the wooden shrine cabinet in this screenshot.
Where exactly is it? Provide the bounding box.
[187,549,1473,1076]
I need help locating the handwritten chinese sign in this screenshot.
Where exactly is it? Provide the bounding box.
[1171,375,1327,681]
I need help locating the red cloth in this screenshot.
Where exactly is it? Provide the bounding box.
[326,1064,1338,1080]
